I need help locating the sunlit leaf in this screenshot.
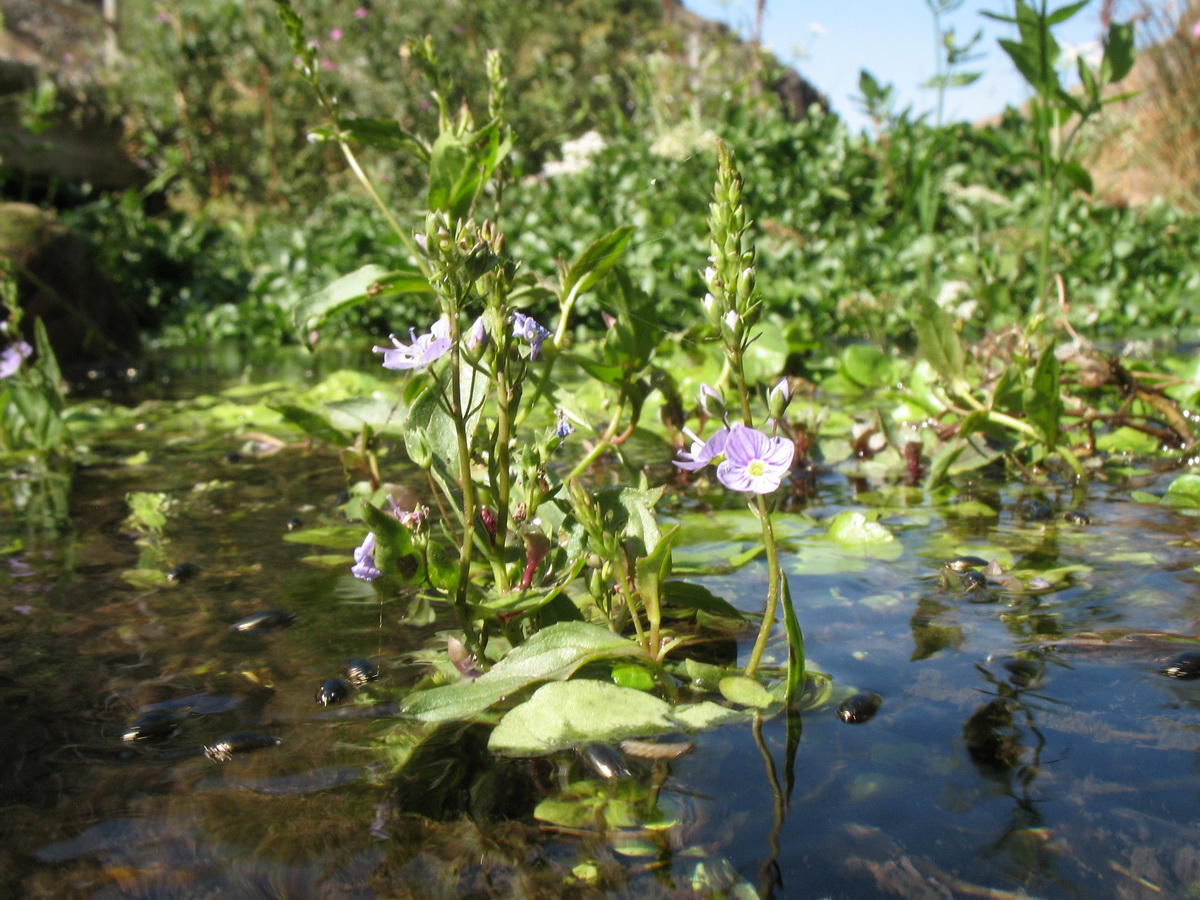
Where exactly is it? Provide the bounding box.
[718,675,773,708]
[561,226,636,304]
[489,680,676,755]
[292,265,431,338]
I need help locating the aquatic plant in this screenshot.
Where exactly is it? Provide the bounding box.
[270,0,814,767]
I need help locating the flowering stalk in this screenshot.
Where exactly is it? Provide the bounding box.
[703,141,790,680]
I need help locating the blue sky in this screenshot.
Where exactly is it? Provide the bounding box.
[680,0,1108,131]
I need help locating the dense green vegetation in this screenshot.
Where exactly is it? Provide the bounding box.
[21,0,1194,353]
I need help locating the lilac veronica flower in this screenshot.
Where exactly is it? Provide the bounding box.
[673,426,730,471]
[715,424,795,494]
[0,341,31,379]
[374,319,451,370]
[351,532,381,582]
[510,312,551,359]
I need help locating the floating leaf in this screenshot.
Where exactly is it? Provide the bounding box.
[1164,474,1200,509]
[718,675,773,709]
[826,510,896,545]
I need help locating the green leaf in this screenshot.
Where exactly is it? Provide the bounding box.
[339,117,427,158]
[595,486,664,558]
[925,441,964,492]
[427,124,511,220]
[273,403,348,446]
[1023,344,1061,449]
[661,581,744,621]
[826,510,896,546]
[743,325,789,384]
[401,675,532,724]
[839,344,895,390]
[718,675,773,709]
[485,622,644,682]
[611,663,657,691]
[1046,0,1089,26]
[779,570,805,708]
[997,38,1046,95]
[913,297,966,388]
[1058,160,1093,194]
[1102,21,1135,84]
[561,226,636,305]
[282,525,364,548]
[292,265,431,337]
[672,701,749,729]
[362,499,424,582]
[635,524,678,629]
[1164,474,1200,509]
[489,681,676,755]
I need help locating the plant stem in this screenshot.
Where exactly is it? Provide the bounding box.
[745,495,780,679]
[448,340,481,656]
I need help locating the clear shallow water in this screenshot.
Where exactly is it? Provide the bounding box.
[4,396,1200,898]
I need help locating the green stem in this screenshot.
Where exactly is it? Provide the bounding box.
[744,495,780,679]
[336,139,428,275]
[565,439,613,481]
[448,340,481,656]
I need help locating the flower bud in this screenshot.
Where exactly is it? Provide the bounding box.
[736,266,755,303]
[464,315,488,355]
[407,429,433,469]
[698,383,726,421]
[721,310,741,344]
[768,377,792,420]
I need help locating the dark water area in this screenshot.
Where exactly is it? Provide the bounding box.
[4,363,1200,898]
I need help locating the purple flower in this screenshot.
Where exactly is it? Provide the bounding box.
[465,316,487,353]
[351,532,381,582]
[673,426,730,471]
[0,341,31,378]
[374,318,451,370]
[1193,19,1200,39]
[510,312,551,359]
[354,6,369,18]
[329,27,344,41]
[716,424,795,494]
[554,408,575,440]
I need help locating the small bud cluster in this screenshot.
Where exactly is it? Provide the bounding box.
[703,141,760,344]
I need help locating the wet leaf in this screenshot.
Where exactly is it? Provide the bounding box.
[1164,474,1200,509]
[672,701,749,729]
[718,675,773,708]
[611,663,657,691]
[489,681,676,755]
[826,510,897,546]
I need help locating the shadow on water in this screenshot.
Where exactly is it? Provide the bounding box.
[5,365,1200,897]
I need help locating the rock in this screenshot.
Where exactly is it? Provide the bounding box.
[0,202,141,365]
